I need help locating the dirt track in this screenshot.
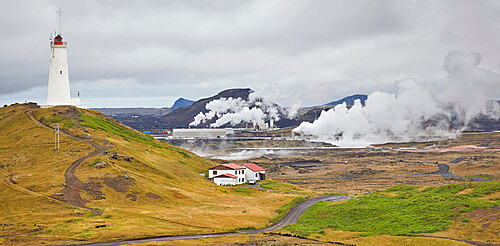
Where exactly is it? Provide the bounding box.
[25,110,110,215]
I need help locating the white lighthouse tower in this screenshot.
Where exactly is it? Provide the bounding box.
[45,6,82,108]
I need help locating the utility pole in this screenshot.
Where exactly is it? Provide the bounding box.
[53,123,59,151]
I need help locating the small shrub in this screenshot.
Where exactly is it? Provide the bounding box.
[90,158,102,167]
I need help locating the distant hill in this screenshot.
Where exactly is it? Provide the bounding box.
[326,94,367,106]
[171,98,195,109]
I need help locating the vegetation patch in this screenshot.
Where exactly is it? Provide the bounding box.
[260,180,305,193]
[226,226,257,232]
[234,187,253,196]
[286,183,500,237]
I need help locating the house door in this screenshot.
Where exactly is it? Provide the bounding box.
[260,173,265,180]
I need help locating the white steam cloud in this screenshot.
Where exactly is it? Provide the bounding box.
[189,93,283,127]
[293,51,500,147]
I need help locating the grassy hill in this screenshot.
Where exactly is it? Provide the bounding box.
[0,103,298,245]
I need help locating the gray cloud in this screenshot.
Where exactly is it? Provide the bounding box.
[1,0,500,107]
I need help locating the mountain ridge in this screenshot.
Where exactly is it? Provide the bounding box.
[171,98,195,109]
[325,94,368,106]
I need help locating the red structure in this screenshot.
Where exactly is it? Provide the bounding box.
[53,34,63,45]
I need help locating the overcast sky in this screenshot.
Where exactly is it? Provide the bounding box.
[1,0,500,108]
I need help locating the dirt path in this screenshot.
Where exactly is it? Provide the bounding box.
[25,110,110,215]
[62,195,352,246]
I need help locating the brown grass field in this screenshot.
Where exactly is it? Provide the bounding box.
[0,104,298,245]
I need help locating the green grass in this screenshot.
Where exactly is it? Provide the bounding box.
[226,226,257,232]
[79,114,159,146]
[78,114,196,161]
[269,196,308,225]
[42,114,75,129]
[234,187,254,196]
[286,182,500,237]
[260,180,304,193]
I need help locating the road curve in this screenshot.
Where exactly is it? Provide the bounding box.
[62,195,351,246]
[25,110,110,215]
[424,158,494,182]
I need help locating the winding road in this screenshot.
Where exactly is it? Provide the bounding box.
[63,195,352,246]
[25,110,110,215]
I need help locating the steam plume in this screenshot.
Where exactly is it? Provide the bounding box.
[189,93,282,127]
[293,51,500,147]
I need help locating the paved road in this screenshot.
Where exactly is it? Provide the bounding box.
[423,158,493,182]
[62,195,351,246]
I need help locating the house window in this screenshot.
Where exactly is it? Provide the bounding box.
[256,173,258,177]
[60,70,63,75]
[213,171,217,175]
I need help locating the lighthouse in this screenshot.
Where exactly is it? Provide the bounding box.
[45,6,83,108]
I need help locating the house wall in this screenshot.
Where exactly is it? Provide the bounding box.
[213,177,237,186]
[209,169,246,184]
[244,168,266,181]
[245,169,258,181]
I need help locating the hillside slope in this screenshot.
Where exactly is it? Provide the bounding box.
[0,103,297,245]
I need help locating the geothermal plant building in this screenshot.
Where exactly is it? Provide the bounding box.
[171,128,234,138]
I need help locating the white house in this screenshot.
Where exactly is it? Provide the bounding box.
[209,163,246,185]
[243,164,266,182]
[208,163,266,185]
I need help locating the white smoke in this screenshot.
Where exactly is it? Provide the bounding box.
[189,92,285,127]
[293,51,500,147]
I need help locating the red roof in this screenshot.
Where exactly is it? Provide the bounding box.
[209,163,245,170]
[243,163,265,172]
[221,163,245,169]
[213,173,237,178]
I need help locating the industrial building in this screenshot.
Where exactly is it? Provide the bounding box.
[171,128,234,138]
